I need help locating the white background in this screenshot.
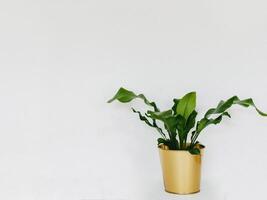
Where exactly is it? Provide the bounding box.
[0,0,267,200]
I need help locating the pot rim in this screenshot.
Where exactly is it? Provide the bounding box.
[158,144,205,152]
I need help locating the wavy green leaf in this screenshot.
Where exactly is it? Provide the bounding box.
[189,148,200,155]
[147,110,173,119]
[176,115,186,148]
[108,87,159,111]
[158,137,178,150]
[171,98,180,114]
[176,115,186,136]
[190,112,231,146]
[132,108,166,138]
[108,87,136,103]
[147,110,177,134]
[185,110,198,133]
[197,112,231,133]
[205,96,267,118]
[176,92,196,120]
[164,117,178,134]
[157,138,170,146]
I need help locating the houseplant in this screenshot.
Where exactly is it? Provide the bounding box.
[108,87,267,194]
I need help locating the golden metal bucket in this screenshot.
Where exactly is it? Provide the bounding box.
[158,145,204,194]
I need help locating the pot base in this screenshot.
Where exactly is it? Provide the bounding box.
[165,189,200,195]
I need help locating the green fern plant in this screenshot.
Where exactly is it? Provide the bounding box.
[108,87,267,154]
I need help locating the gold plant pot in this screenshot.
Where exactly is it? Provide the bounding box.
[158,145,204,194]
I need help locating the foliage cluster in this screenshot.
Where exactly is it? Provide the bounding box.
[108,88,266,154]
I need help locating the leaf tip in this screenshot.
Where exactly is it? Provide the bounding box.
[107,98,114,103]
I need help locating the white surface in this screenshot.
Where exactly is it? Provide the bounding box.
[0,0,267,199]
